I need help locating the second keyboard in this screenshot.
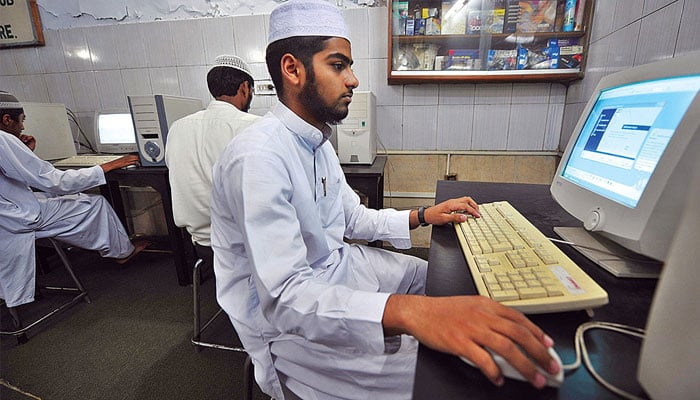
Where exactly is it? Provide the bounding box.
[53,154,124,168]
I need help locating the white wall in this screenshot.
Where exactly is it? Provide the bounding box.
[1,0,698,153]
[562,0,700,149]
[35,0,383,29]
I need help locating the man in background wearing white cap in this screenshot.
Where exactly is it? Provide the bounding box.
[0,90,149,311]
[210,1,559,399]
[165,55,260,266]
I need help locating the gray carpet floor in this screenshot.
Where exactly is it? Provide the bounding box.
[0,244,428,400]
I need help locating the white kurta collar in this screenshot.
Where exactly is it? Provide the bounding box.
[272,102,331,151]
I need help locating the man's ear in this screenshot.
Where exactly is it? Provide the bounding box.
[280,53,304,88]
[1,114,11,127]
[236,81,249,97]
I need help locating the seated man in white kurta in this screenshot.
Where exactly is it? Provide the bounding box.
[165,54,260,258]
[209,2,560,399]
[0,91,149,309]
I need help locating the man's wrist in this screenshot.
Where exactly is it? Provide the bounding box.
[417,206,430,226]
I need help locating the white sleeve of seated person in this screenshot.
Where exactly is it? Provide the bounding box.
[0,132,105,194]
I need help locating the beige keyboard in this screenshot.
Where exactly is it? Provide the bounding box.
[454,201,608,314]
[52,154,123,168]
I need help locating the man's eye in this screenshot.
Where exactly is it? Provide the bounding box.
[333,63,344,71]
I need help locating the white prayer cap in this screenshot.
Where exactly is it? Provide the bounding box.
[211,55,253,80]
[268,0,349,45]
[0,91,22,109]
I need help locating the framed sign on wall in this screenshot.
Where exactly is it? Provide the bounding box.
[0,0,44,48]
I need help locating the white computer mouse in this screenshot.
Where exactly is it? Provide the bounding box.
[460,346,564,387]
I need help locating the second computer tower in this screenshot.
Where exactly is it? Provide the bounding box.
[128,94,203,167]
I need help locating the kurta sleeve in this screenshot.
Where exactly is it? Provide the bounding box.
[334,160,413,249]
[0,133,105,193]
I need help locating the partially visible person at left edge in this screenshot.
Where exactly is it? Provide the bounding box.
[0,90,149,309]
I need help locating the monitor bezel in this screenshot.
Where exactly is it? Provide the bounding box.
[551,52,700,261]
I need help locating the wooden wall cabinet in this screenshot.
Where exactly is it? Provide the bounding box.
[387,0,594,84]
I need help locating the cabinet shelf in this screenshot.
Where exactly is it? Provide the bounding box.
[393,31,585,43]
[387,0,594,84]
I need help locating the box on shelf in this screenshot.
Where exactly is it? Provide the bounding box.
[557,38,583,69]
[392,1,409,35]
[483,2,506,34]
[510,39,561,70]
[441,0,469,34]
[467,10,482,34]
[448,49,481,70]
[426,17,441,35]
[415,43,440,70]
[516,0,557,33]
[487,49,518,70]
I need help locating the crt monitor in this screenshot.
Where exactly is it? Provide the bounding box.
[21,102,77,161]
[94,110,138,154]
[637,153,700,399]
[550,51,700,278]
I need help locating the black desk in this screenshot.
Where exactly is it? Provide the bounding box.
[102,167,195,286]
[413,181,657,400]
[342,155,387,247]
[342,155,386,211]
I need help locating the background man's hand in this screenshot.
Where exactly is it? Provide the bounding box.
[100,154,140,172]
[19,134,36,151]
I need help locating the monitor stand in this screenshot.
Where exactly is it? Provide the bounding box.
[553,227,662,279]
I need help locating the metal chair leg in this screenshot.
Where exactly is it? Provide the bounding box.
[0,238,90,343]
[191,258,245,352]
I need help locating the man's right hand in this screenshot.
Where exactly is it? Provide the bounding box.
[19,134,36,151]
[382,294,559,389]
[100,154,140,172]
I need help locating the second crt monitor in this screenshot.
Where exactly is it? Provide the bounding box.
[128,94,203,167]
[94,111,138,154]
[551,51,700,278]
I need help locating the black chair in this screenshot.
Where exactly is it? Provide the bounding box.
[191,245,246,353]
[0,238,91,344]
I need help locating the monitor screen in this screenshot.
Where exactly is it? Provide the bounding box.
[95,111,137,154]
[561,75,700,208]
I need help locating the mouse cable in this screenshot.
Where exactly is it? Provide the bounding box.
[562,321,647,400]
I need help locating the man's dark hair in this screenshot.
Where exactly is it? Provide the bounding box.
[0,108,23,123]
[207,66,254,98]
[265,36,332,100]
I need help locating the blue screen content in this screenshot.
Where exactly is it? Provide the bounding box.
[562,74,700,208]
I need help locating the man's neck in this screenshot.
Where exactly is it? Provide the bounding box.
[0,127,18,138]
[216,95,244,112]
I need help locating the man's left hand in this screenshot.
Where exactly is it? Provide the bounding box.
[424,196,480,226]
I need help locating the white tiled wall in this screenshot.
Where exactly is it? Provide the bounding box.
[562,0,700,149]
[2,3,699,152]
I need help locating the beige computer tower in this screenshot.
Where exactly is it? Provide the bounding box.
[127,94,203,167]
[337,91,377,165]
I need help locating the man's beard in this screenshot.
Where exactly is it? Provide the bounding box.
[241,91,253,113]
[299,74,350,125]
